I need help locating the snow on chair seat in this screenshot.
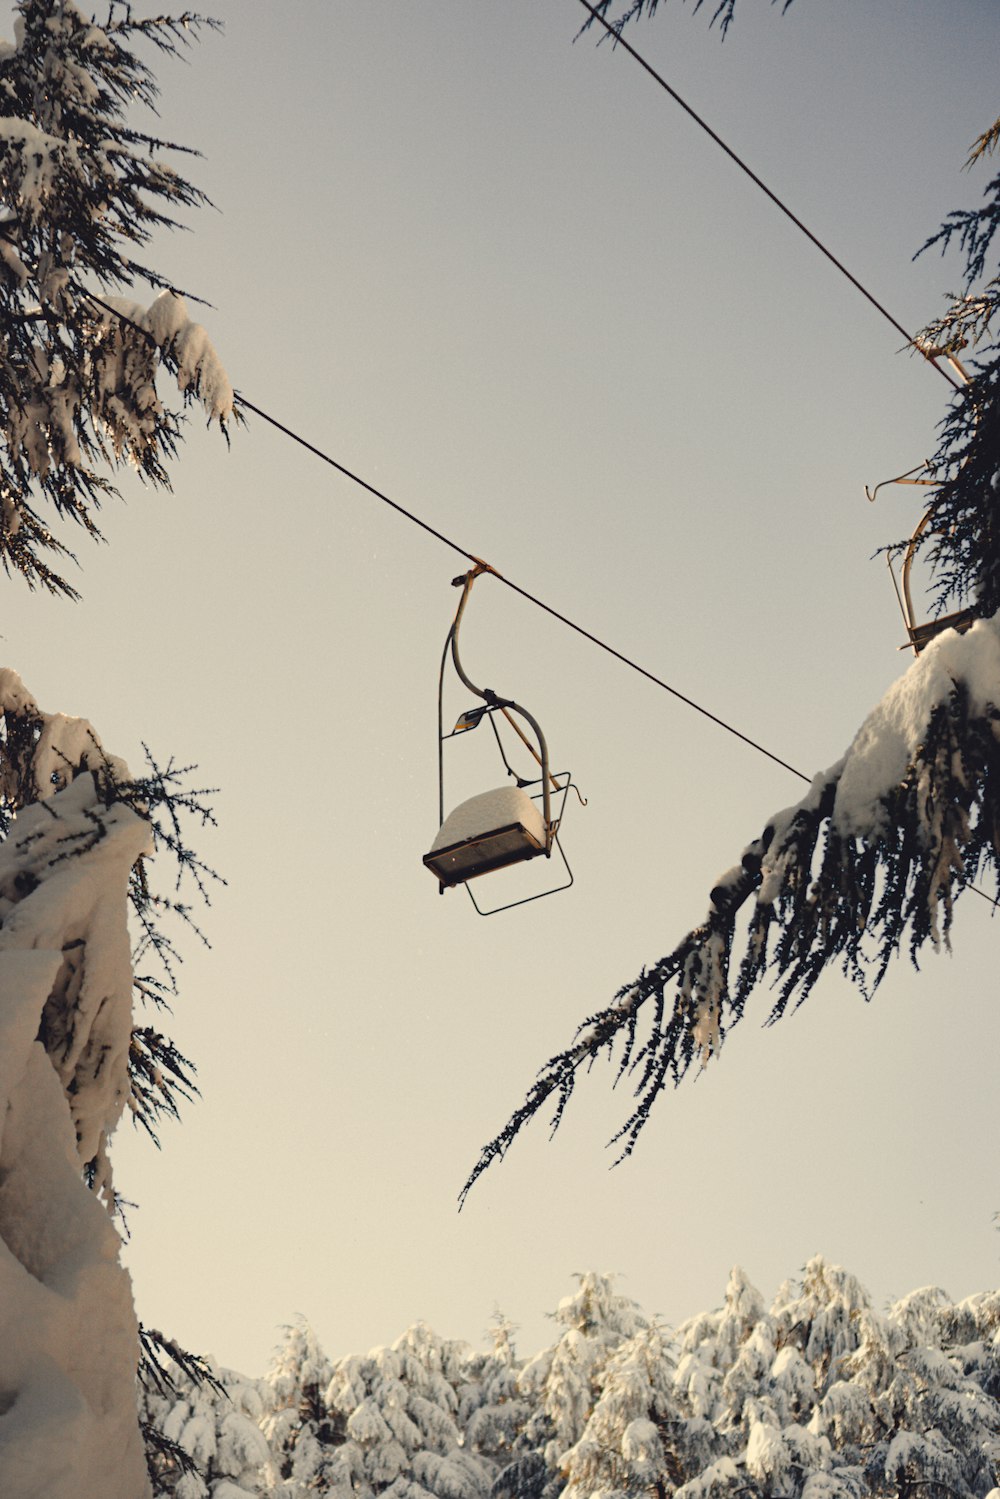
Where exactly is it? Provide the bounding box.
[423,785,547,887]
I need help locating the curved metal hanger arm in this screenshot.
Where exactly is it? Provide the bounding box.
[448,566,553,839]
[900,508,934,640]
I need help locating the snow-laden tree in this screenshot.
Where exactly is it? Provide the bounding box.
[320,1321,491,1499]
[667,1258,1000,1499]
[0,746,149,1491]
[850,1281,1000,1499]
[672,1262,881,1499]
[510,1272,648,1499]
[141,1352,271,1499]
[560,1319,684,1499]
[461,1315,534,1484]
[772,1257,884,1393]
[260,1319,338,1496]
[670,1264,777,1485]
[461,21,1000,1195]
[0,0,231,597]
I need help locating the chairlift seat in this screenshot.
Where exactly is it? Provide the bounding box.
[908,607,976,654]
[423,785,548,888]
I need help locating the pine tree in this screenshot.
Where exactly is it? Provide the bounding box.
[672,1265,774,1484]
[461,20,1000,1194]
[511,1272,648,1499]
[141,1351,271,1499]
[772,1257,877,1393]
[0,0,231,598]
[260,1319,338,1496]
[0,670,218,1497]
[462,1315,534,1485]
[320,1321,492,1499]
[560,1320,685,1499]
[859,1282,1000,1499]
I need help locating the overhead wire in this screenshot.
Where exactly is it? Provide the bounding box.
[187,394,1000,931]
[574,0,963,393]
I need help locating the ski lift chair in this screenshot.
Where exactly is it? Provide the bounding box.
[422,563,582,915]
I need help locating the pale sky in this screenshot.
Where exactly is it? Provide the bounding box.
[5,0,999,1374]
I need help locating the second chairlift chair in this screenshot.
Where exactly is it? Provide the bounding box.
[867,356,978,655]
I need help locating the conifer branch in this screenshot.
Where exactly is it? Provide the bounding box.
[462,108,1000,1197]
[461,663,1000,1201]
[967,116,1000,170]
[581,0,794,42]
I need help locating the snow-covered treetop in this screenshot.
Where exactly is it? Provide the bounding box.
[0,0,231,596]
[265,1318,335,1411]
[560,1319,680,1499]
[552,1271,647,1342]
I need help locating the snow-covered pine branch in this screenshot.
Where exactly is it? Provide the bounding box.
[0,0,231,597]
[457,62,1000,1198]
[461,613,1000,1197]
[143,1353,270,1499]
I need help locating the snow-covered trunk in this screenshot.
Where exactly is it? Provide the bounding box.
[0,757,152,1497]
